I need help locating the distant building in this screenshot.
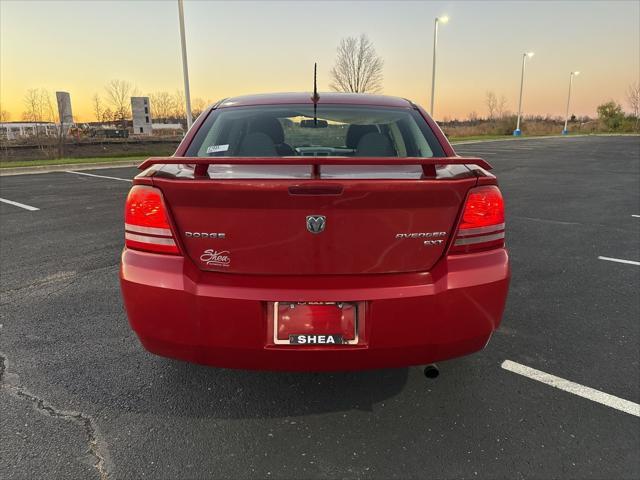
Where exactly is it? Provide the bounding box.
[131,97,152,135]
[0,122,57,140]
[56,91,73,127]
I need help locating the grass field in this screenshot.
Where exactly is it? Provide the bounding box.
[0,155,147,169]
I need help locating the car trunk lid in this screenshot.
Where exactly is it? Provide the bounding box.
[152,163,479,275]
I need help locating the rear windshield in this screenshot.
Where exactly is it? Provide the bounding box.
[185,105,445,157]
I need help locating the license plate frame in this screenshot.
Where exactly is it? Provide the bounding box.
[272,301,359,345]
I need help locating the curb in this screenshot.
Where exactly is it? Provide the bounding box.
[0,160,141,177]
[451,133,639,146]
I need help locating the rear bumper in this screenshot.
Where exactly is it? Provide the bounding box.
[120,249,510,371]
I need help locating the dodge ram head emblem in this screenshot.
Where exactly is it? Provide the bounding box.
[306,215,326,234]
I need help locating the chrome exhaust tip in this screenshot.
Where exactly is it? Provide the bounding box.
[423,364,439,379]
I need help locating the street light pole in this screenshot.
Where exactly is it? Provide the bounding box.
[178,0,193,130]
[513,52,534,136]
[562,71,580,135]
[429,15,448,118]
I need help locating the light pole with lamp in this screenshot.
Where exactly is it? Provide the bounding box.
[429,15,449,118]
[562,71,580,135]
[513,51,534,136]
[178,0,193,130]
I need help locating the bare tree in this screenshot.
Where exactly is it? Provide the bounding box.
[149,91,176,122]
[330,34,384,93]
[467,111,479,123]
[104,79,137,126]
[172,90,186,123]
[22,89,40,122]
[497,95,509,118]
[485,91,497,120]
[192,97,209,119]
[102,108,114,124]
[22,88,54,123]
[627,82,640,129]
[92,94,104,123]
[22,88,55,155]
[0,110,10,154]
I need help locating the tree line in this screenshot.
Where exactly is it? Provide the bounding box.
[92,80,210,125]
[4,31,639,133]
[6,80,210,127]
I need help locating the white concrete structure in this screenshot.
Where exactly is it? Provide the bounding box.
[56,91,73,127]
[131,97,152,135]
[152,123,184,132]
[0,122,57,140]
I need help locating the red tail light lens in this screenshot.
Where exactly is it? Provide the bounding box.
[124,185,179,254]
[449,185,505,254]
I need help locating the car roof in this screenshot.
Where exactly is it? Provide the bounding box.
[217,92,413,109]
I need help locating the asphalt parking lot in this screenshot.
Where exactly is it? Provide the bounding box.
[1,135,638,479]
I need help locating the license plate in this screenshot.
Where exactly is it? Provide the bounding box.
[272,301,358,345]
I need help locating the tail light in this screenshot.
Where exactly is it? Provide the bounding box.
[124,185,179,255]
[449,185,505,254]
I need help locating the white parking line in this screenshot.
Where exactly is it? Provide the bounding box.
[598,256,640,266]
[65,170,132,182]
[502,360,640,417]
[456,151,499,155]
[0,197,40,211]
[457,153,498,157]
[632,215,640,218]
[490,147,536,151]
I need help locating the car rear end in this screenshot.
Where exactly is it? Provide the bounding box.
[119,94,510,371]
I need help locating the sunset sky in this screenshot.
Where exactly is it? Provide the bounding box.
[1,0,638,122]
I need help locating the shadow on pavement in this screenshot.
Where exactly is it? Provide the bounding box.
[142,359,411,419]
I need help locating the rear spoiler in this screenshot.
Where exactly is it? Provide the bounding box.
[139,157,492,176]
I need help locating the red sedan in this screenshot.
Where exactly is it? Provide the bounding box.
[120,92,510,371]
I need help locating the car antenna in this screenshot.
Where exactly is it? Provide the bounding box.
[311,62,320,125]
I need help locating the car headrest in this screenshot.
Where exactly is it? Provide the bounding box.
[355,132,396,157]
[237,132,278,157]
[346,124,378,149]
[250,116,284,144]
